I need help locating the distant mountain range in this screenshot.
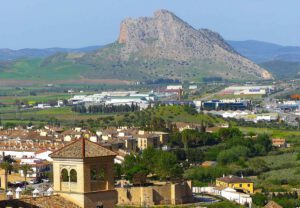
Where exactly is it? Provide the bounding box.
[227,40,300,79]
[0,9,271,83]
[228,40,300,63]
[0,46,103,61]
[4,10,300,83]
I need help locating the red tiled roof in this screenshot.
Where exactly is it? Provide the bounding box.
[217,175,252,183]
[264,201,283,208]
[50,138,116,159]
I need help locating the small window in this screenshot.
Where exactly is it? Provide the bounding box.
[91,169,97,180]
[248,184,250,187]
[98,168,105,180]
[61,169,69,182]
[239,184,242,187]
[70,169,77,182]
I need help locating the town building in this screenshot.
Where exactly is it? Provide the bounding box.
[221,85,274,95]
[192,186,252,207]
[116,181,193,206]
[50,137,117,207]
[216,175,254,194]
[202,99,250,111]
[272,138,287,148]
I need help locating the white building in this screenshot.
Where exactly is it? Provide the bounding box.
[189,85,198,90]
[193,186,252,207]
[221,187,252,206]
[222,85,274,95]
[166,85,183,90]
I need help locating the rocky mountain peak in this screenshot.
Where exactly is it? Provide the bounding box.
[116,9,272,79]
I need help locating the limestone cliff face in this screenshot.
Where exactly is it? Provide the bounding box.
[117,10,272,79]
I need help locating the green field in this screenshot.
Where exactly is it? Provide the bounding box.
[239,126,300,143]
[250,152,300,191]
[0,58,90,81]
[152,105,225,124]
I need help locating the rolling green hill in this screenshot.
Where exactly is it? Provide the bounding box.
[0,58,91,81]
[260,60,300,79]
[0,42,261,83]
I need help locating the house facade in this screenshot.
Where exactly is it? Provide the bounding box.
[216,175,254,194]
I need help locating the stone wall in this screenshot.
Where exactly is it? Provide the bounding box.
[116,181,193,206]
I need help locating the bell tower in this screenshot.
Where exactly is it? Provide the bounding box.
[50,138,117,208]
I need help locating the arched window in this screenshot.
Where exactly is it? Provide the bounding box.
[90,169,97,181]
[61,169,69,182]
[98,167,105,181]
[70,169,77,182]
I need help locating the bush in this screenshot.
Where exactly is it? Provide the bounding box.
[217,146,250,165]
[252,193,268,206]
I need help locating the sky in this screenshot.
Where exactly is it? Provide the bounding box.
[1,0,300,49]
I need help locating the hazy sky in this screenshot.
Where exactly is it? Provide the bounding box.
[1,0,300,49]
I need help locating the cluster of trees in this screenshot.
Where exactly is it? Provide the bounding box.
[253,192,300,208]
[121,148,183,182]
[72,103,140,114]
[184,166,230,183]
[184,128,273,183]
[202,76,223,82]
[169,129,218,150]
[216,128,272,165]
[144,78,180,85]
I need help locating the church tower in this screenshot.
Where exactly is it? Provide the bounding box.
[50,138,117,208]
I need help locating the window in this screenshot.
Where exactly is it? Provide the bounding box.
[91,169,97,181]
[70,169,77,182]
[90,167,105,181]
[248,184,250,187]
[98,168,105,180]
[61,169,68,182]
[239,184,242,187]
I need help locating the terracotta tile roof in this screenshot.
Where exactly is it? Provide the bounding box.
[217,175,252,183]
[264,201,283,208]
[50,138,116,159]
[0,195,80,208]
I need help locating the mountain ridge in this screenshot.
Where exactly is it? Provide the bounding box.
[228,40,300,63]
[0,10,273,82]
[0,46,103,61]
[83,9,272,80]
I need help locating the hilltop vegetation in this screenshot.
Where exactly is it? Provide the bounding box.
[260,60,300,79]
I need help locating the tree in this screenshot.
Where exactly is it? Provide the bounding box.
[256,134,272,154]
[186,149,204,163]
[122,154,148,182]
[252,193,268,206]
[217,146,250,165]
[122,148,183,181]
[181,129,198,150]
[0,155,16,191]
[19,164,33,190]
[154,151,183,179]
[0,161,13,191]
[218,127,243,140]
